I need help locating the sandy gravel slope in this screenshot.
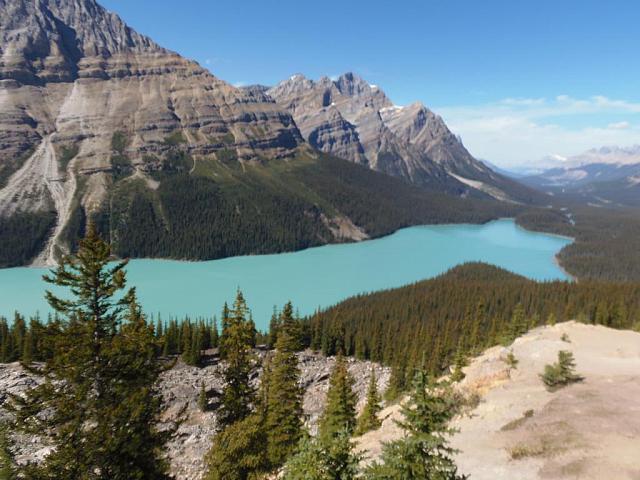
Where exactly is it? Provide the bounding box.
[357,321,640,480]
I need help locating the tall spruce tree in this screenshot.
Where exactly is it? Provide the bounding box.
[217,290,256,428]
[264,305,304,467]
[210,317,219,348]
[204,413,268,480]
[365,371,467,480]
[0,423,15,480]
[267,308,280,349]
[318,354,357,442]
[355,369,382,435]
[9,224,172,480]
[283,431,362,480]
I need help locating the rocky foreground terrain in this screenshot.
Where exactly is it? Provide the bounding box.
[0,350,389,480]
[357,321,640,480]
[5,322,637,479]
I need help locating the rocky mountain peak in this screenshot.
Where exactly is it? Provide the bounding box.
[0,0,165,83]
[267,71,540,203]
[333,72,374,97]
[0,0,304,264]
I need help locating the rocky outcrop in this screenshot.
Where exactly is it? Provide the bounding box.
[0,350,389,480]
[0,0,303,263]
[267,73,541,203]
[356,322,640,480]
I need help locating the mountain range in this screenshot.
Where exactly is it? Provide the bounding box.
[0,0,539,268]
[262,73,538,203]
[521,145,640,206]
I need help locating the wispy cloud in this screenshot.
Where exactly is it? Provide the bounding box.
[607,121,631,130]
[436,95,640,168]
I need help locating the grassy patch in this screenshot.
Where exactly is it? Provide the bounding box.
[111,131,128,154]
[509,440,552,460]
[501,409,534,431]
[58,144,79,171]
[216,148,237,163]
[163,131,187,146]
[219,132,235,145]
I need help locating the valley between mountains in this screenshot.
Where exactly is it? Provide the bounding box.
[0,0,544,270]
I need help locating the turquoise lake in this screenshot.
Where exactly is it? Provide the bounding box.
[0,219,572,330]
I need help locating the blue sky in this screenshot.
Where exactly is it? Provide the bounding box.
[100,0,640,168]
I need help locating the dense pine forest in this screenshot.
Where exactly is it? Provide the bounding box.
[517,205,640,281]
[303,262,640,395]
[4,262,640,382]
[0,149,520,268]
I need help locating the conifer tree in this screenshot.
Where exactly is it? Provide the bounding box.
[264,311,304,467]
[199,382,208,412]
[268,308,280,349]
[385,357,407,402]
[218,290,255,428]
[505,350,519,369]
[366,371,467,480]
[283,431,362,480]
[355,369,382,435]
[204,413,268,480]
[9,224,172,480]
[278,302,302,352]
[155,316,163,339]
[310,318,322,352]
[248,314,257,348]
[502,302,527,345]
[540,350,583,390]
[210,317,219,348]
[219,302,231,359]
[20,330,33,366]
[319,354,357,441]
[0,423,15,480]
[450,342,467,383]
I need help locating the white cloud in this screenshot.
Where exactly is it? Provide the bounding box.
[436,95,640,168]
[608,121,630,130]
[233,81,248,88]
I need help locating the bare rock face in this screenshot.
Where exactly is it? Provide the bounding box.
[0,0,303,264]
[0,350,389,480]
[267,72,538,203]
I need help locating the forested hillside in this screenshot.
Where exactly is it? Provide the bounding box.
[0,150,519,267]
[304,263,640,395]
[517,205,640,281]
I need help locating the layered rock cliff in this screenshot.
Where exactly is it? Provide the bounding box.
[267,73,539,203]
[0,0,302,263]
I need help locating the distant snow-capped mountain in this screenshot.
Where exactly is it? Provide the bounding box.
[521,145,640,206]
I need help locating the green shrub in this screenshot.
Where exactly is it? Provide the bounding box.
[505,350,519,369]
[540,350,583,390]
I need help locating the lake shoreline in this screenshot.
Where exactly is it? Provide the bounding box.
[0,219,573,329]
[10,217,575,270]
